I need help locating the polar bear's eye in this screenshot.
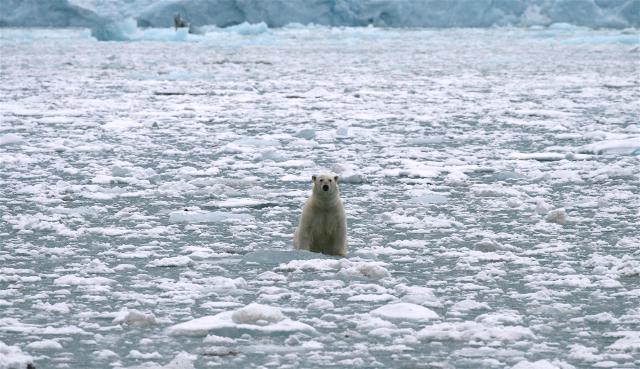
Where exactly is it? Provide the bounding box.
[319,179,324,182]
[328,179,332,182]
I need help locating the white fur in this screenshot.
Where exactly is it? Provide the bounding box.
[294,174,347,256]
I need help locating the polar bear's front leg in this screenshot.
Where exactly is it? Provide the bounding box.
[294,224,312,251]
[330,221,347,256]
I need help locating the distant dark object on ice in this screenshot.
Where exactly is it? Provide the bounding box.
[174,13,189,29]
[173,13,204,35]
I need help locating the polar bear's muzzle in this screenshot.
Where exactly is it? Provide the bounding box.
[322,184,330,191]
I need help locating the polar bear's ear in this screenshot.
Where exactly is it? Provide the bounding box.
[334,175,339,182]
[312,175,317,182]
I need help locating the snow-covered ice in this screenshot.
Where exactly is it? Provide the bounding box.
[1,23,639,369]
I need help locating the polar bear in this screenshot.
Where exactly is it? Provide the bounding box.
[294,174,347,256]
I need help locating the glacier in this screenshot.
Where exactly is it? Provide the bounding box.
[1,0,639,30]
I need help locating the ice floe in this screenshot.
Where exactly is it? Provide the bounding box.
[0,341,33,369]
[112,308,158,326]
[167,304,315,337]
[370,303,439,321]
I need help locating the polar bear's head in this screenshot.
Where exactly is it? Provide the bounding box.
[311,174,339,197]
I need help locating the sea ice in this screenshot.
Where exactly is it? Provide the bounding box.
[370,303,439,321]
[545,208,569,224]
[0,341,33,369]
[167,304,315,337]
[112,308,158,326]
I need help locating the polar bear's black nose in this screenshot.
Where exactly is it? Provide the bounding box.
[322,184,329,191]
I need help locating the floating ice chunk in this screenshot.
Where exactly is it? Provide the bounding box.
[276,259,390,279]
[204,198,275,209]
[26,339,63,351]
[224,22,270,35]
[340,262,391,279]
[406,194,448,205]
[450,299,490,313]
[382,160,441,178]
[408,136,448,145]
[347,294,396,303]
[0,340,33,369]
[338,173,365,184]
[113,308,158,326]
[388,240,425,250]
[444,171,469,186]
[276,159,314,168]
[260,149,286,161]
[243,250,319,265]
[234,137,280,148]
[510,152,565,161]
[3,213,81,237]
[295,128,316,139]
[128,350,162,359]
[370,303,439,321]
[167,305,315,337]
[578,137,640,155]
[203,334,236,345]
[568,344,601,362]
[422,215,461,229]
[331,163,365,183]
[257,271,287,281]
[32,302,71,314]
[201,301,243,310]
[0,319,86,335]
[307,299,334,311]
[381,212,421,226]
[354,315,397,332]
[93,349,119,361]
[605,331,640,352]
[534,198,552,215]
[143,352,197,369]
[169,209,253,223]
[417,321,535,342]
[148,255,194,267]
[475,310,524,326]
[472,184,523,197]
[355,246,413,256]
[586,312,617,323]
[545,208,569,224]
[511,360,568,369]
[54,275,115,286]
[336,125,350,138]
[82,258,114,274]
[337,358,366,366]
[396,285,442,308]
[102,118,143,131]
[176,166,220,177]
[0,134,23,146]
[231,303,284,325]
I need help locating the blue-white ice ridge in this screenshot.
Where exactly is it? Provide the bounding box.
[1,0,639,30]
